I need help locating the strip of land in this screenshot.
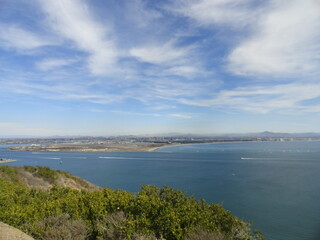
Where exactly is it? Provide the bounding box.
[0,158,16,163]
[9,142,170,153]
[7,134,313,153]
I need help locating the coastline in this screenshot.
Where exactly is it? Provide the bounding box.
[8,143,170,153]
[7,139,317,153]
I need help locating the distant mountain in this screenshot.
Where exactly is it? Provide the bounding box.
[248,131,320,138]
[158,131,320,139]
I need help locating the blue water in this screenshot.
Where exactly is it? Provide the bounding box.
[1,141,320,240]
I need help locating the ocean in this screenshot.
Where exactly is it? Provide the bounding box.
[1,141,319,240]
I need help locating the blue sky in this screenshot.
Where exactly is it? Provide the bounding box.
[0,0,320,136]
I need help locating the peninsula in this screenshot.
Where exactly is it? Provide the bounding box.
[4,132,320,153]
[9,142,167,153]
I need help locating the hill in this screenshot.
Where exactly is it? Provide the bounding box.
[0,165,101,191]
[0,165,265,240]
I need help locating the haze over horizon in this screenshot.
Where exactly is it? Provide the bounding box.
[1,0,320,136]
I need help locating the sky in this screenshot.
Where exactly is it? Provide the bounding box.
[0,0,320,137]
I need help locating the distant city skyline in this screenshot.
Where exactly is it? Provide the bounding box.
[1,0,320,136]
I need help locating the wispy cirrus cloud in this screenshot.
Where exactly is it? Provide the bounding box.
[170,0,260,28]
[36,58,78,71]
[180,83,320,114]
[170,113,192,119]
[37,0,118,76]
[0,74,124,104]
[130,40,192,65]
[0,24,54,51]
[129,39,205,78]
[228,0,320,76]
[171,0,320,77]
[1,0,320,136]
[112,110,161,117]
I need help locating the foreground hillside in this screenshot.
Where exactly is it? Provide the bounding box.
[0,165,265,240]
[0,165,101,191]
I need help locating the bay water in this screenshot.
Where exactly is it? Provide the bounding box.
[1,141,319,240]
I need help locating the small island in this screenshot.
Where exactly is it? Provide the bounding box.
[0,158,16,163]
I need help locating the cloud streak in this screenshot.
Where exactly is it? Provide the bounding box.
[180,83,320,114]
[38,0,118,75]
[171,0,261,28]
[0,24,54,51]
[36,58,78,71]
[228,0,320,76]
[1,0,320,135]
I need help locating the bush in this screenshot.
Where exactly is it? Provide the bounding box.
[184,227,228,240]
[0,167,265,240]
[96,211,127,240]
[23,213,88,240]
[0,165,21,183]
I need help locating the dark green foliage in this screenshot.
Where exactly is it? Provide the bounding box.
[0,166,265,240]
[0,165,21,183]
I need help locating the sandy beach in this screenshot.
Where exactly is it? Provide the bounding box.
[0,159,16,163]
[9,142,171,153]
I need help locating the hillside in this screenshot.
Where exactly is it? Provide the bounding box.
[0,165,101,191]
[0,165,265,240]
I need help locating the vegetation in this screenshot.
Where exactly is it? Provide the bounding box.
[24,166,58,183]
[0,166,265,240]
[0,165,22,184]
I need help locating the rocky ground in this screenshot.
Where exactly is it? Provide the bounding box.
[0,221,35,240]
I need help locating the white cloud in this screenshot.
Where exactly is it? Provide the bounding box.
[0,24,53,50]
[124,0,162,28]
[170,113,192,119]
[171,0,320,77]
[36,58,77,71]
[38,0,118,75]
[171,0,258,27]
[112,110,161,117]
[228,0,320,76]
[90,109,105,113]
[0,75,124,105]
[181,83,320,113]
[147,104,177,111]
[165,66,201,78]
[129,40,204,78]
[130,40,192,65]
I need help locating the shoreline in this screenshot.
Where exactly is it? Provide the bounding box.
[7,139,318,153]
[0,159,16,164]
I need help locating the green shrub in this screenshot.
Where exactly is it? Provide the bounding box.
[0,165,21,183]
[0,167,265,240]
